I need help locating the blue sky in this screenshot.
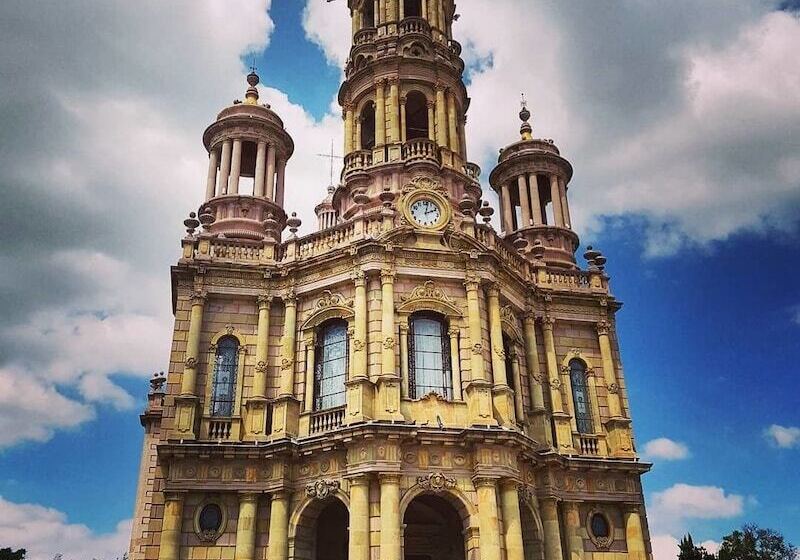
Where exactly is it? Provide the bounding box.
[0,1,798,559]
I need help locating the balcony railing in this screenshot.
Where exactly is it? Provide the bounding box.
[399,17,430,36]
[578,434,600,456]
[343,149,373,177]
[208,418,233,440]
[402,138,439,164]
[309,406,345,435]
[210,238,263,262]
[354,27,376,45]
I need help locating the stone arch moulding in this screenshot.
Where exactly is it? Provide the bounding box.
[398,476,479,534]
[517,490,545,541]
[300,290,355,332]
[288,482,351,537]
[500,304,525,345]
[397,280,463,319]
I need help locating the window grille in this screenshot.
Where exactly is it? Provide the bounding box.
[314,320,348,410]
[409,313,452,400]
[211,336,238,417]
[569,359,594,434]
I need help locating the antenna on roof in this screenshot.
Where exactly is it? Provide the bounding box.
[316,139,343,187]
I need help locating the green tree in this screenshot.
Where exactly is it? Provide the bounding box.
[0,549,26,560]
[679,533,716,560]
[718,524,796,560]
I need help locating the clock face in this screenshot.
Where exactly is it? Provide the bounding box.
[410,199,442,227]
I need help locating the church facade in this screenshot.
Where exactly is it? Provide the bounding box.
[128,2,653,560]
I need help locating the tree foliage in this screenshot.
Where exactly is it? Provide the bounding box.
[717,524,797,560]
[0,549,26,560]
[679,534,716,560]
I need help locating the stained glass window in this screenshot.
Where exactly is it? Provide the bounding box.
[314,320,348,410]
[409,313,452,400]
[569,359,594,434]
[211,336,238,417]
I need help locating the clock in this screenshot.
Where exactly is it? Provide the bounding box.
[409,198,442,227]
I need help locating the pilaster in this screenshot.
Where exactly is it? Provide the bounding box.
[488,284,515,426]
[500,479,525,560]
[542,315,574,452]
[379,474,401,560]
[245,295,271,441]
[346,270,374,424]
[523,310,550,444]
[563,502,584,560]
[158,492,184,560]
[463,273,495,425]
[473,477,502,560]
[234,493,259,560]
[375,268,403,421]
[272,289,300,439]
[266,491,290,560]
[172,290,206,440]
[597,320,634,458]
[348,475,371,560]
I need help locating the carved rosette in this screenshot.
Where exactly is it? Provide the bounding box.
[383,336,395,349]
[417,472,457,492]
[305,479,340,500]
[185,357,198,369]
[255,360,268,373]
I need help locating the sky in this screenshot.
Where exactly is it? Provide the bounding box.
[0,1,798,559]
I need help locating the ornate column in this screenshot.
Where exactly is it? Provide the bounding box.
[559,176,571,229]
[542,316,573,452]
[346,270,373,423]
[234,493,259,560]
[549,174,564,227]
[376,268,402,421]
[344,105,355,154]
[474,478,502,560]
[245,295,272,441]
[501,184,514,234]
[447,91,460,155]
[265,144,277,201]
[448,327,462,400]
[399,323,409,398]
[375,79,387,147]
[379,474,401,560]
[356,115,363,150]
[517,175,531,228]
[276,158,286,207]
[500,480,525,560]
[266,491,289,560]
[523,311,549,444]
[540,498,565,560]
[398,0,404,20]
[509,348,525,423]
[563,502,584,560]
[229,138,242,194]
[389,78,400,144]
[158,492,183,560]
[254,140,267,197]
[487,285,515,426]
[528,173,543,226]
[435,85,449,148]
[205,148,219,200]
[427,100,436,142]
[271,290,299,438]
[218,139,232,196]
[625,506,647,560]
[172,291,205,439]
[303,332,316,413]
[400,96,407,143]
[597,320,634,457]
[463,274,494,425]
[349,475,371,560]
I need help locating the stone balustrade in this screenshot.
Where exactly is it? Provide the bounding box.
[402,138,439,164]
[343,149,373,177]
[354,27,377,45]
[399,17,430,36]
[309,406,345,435]
[297,221,357,259]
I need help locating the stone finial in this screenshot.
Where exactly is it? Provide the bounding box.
[478,200,494,224]
[183,212,200,235]
[149,371,166,393]
[519,93,532,140]
[287,212,301,237]
[583,245,607,272]
[198,207,216,230]
[245,69,260,105]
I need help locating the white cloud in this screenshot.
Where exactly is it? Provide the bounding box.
[0,496,130,560]
[643,438,690,461]
[700,540,721,555]
[764,424,800,448]
[649,483,745,535]
[302,0,350,69]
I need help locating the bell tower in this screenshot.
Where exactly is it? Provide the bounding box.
[334,0,482,224]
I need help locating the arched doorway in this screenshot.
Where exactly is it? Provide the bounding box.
[403,494,465,560]
[405,91,429,141]
[520,502,545,560]
[292,498,349,560]
[360,101,376,150]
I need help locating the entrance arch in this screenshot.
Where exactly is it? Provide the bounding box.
[290,496,349,560]
[403,493,466,560]
[520,501,545,560]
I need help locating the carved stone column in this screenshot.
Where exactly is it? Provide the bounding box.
[427,100,436,142]
[488,284,515,426]
[448,327,462,400]
[509,347,525,423]
[218,139,232,196]
[379,474,402,560]
[563,502,584,560]
[501,184,514,234]
[474,477,502,560]
[517,175,531,227]
[523,311,550,443]
[234,493,259,560]
[205,148,219,201]
[399,323,409,398]
[549,174,564,227]
[375,79,387,148]
[597,320,634,457]
[158,492,184,560]
[345,270,373,423]
[389,77,400,144]
[447,90,460,154]
[376,268,402,421]
[303,332,316,413]
[625,506,647,560]
[271,290,300,438]
[172,291,205,440]
[542,316,574,452]
[245,295,271,441]
[265,143,277,200]
[500,480,525,560]
[528,173,543,226]
[400,96,407,143]
[344,104,354,154]
[349,475,371,560]
[540,498,564,560]
[435,85,449,148]
[229,138,242,194]
[266,491,290,560]
[463,274,494,425]
[254,140,267,197]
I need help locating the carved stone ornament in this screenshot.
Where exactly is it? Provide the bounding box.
[596,320,611,336]
[185,357,198,369]
[471,343,483,355]
[255,360,268,373]
[403,175,448,196]
[402,281,455,306]
[280,358,294,371]
[383,336,395,349]
[517,484,535,503]
[549,377,562,389]
[493,345,507,359]
[607,382,619,394]
[305,479,340,500]
[417,472,457,492]
[352,339,365,352]
[315,290,352,310]
[500,305,521,330]
[225,324,235,335]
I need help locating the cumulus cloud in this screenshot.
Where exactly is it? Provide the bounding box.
[764,424,800,448]
[649,483,745,536]
[0,496,130,560]
[643,438,690,461]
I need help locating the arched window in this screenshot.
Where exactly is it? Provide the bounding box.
[405,91,429,140]
[211,336,239,417]
[503,334,516,392]
[314,320,348,410]
[404,0,422,18]
[409,312,452,399]
[569,359,593,434]
[360,102,376,150]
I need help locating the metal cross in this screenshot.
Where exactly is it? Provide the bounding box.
[316,139,343,187]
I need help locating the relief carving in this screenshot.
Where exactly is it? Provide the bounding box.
[305,479,340,500]
[417,472,457,492]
